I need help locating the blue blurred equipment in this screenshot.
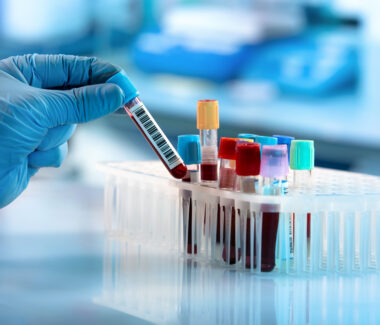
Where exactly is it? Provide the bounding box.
[132,5,304,82]
[241,36,358,96]
[0,54,125,208]
[132,32,252,82]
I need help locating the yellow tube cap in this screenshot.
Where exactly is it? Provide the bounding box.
[236,138,254,143]
[197,100,219,130]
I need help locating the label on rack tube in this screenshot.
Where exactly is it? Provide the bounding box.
[129,102,183,169]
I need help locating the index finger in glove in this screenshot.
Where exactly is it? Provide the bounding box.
[0,54,122,89]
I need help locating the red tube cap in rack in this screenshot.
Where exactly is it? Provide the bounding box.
[236,142,261,176]
[218,137,238,160]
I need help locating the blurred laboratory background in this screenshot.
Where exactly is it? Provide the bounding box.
[1,0,379,184]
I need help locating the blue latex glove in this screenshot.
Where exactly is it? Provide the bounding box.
[0,54,126,208]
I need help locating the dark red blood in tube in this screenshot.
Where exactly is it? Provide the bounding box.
[201,163,218,181]
[186,197,197,254]
[222,207,241,264]
[260,212,279,272]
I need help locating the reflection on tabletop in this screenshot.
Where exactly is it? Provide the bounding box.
[97,239,380,325]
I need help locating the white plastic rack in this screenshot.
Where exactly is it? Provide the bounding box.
[98,161,380,274]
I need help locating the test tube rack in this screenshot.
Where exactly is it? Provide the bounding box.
[98,161,380,274]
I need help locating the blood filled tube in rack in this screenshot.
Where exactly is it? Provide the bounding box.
[235,142,262,269]
[107,71,187,179]
[218,138,239,264]
[260,145,289,272]
[197,100,219,185]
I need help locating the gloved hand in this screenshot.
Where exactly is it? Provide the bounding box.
[0,54,126,208]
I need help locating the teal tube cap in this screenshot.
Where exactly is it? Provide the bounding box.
[290,140,315,170]
[106,70,139,104]
[177,135,202,165]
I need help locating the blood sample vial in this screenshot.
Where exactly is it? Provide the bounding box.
[125,97,187,179]
[106,71,187,179]
[197,100,219,184]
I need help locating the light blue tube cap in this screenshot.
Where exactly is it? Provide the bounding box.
[255,135,278,147]
[106,70,139,104]
[177,135,201,165]
[237,133,258,141]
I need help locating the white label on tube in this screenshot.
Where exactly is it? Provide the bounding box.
[129,102,183,169]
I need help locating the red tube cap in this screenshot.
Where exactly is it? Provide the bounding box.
[236,142,261,176]
[218,137,238,160]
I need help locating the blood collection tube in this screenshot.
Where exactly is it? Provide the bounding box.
[106,71,187,179]
[217,138,239,264]
[290,140,314,188]
[273,135,295,256]
[235,142,261,269]
[235,142,261,194]
[178,135,201,183]
[177,135,202,254]
[218,137,238,190]
[290,140,315,241]
[197,100,219,185]
[260,145,289,272]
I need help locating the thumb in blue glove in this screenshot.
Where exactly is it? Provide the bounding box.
[0,54,126,208]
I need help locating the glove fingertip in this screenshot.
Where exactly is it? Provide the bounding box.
[103,83,126,111]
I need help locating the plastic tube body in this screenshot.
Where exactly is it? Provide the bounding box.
[260,177,283,272]
[199,129,218,183]
[219,158,236,190]
[236,175,260,194]
[292,170,313,189]
[182,164,200,183]
[237,175,260,269]
[292,169,313,242]
[125,98,187,179]
[219,158,238,264]
[182,164,200,254]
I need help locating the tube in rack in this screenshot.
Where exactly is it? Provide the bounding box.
[218,137,238,190]
[197,100,219,185]
[217,137,239,264]
[177,135,202,254]
[260,145,289,272]
[290,140,315,244]
[273,135,295,162]
[107,71,187,179]
[235,142,261,269]
[290,140,314,188]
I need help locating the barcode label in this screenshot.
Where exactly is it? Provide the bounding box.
[129,102,183,169]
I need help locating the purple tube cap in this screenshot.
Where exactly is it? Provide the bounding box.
[260,145,289,178]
